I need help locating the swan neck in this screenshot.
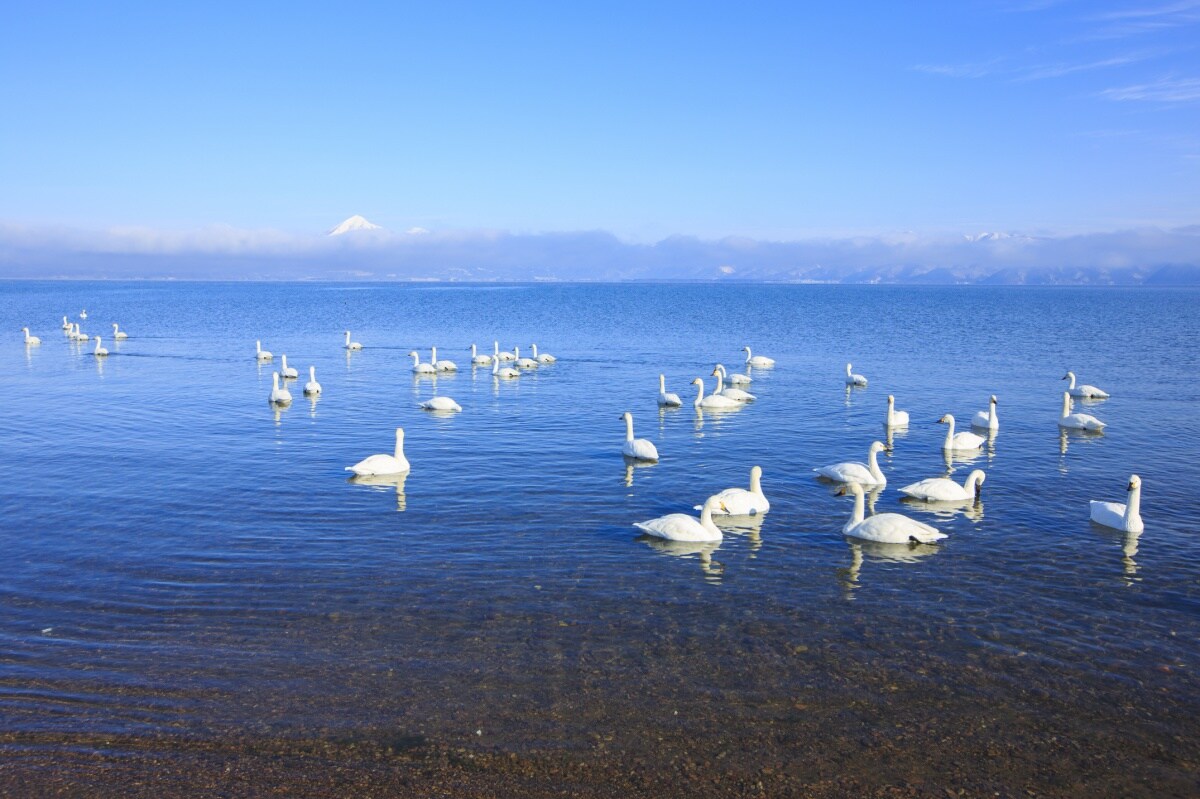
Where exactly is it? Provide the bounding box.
[715,371,725,392]
[531,344,538,356]
[345,331,350,344]
[749,468,762,495]
[944,417,954,447]
[694,380,704,405]
[624,415,635,441]
[1067,372,1076,389]
[868,447,882,480]
[1061,393,1071,418]
[471,344,477,356]
[659,374,665,391]
[309,366,316,379]
[700,500,717,531]
[850,488,865,525]
[1126,483,1141,524]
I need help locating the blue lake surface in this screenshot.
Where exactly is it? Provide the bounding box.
[2,281,1198,793]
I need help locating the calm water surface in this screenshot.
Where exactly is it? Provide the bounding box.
[2,281,1198,792]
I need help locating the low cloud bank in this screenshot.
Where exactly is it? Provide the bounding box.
[1,222,1198,285]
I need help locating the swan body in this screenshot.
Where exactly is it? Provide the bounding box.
[22,327,41,345]
[1090,475,1143,533]
[711,369,756,402]
[495,341,516,361]
[900,470,986,502]
[303,366,322,395]
[1058,392,1106,431]
[815,441,887,487]
[70,324,89,342]
[268,372,291,404]
[971,395,999,430]
[694,465,770,517]
[743,346,775,368]
[469,344,493,365]
[839,483,946,544]
[61,316,71,330]
[430,346,458,372]
[1064,371,1108,399]
[256,340,273,362]
[513,346,538,369]
[111,323,128,340]
[692,378,742,409]
[886,395,909,428]
[657,374,682,407]
[939,414,986,451]
[492,358,520,379]
[715,364,751,385]
[344,331,362,350]
[346,428,410,476]
[419,396,462,412]
[279,354,298,379]
[621,412,659,461]
[409,351,436,375]
[634,495,726,542]
[79,310,87,319]
[531,343,556,363]
[845,363,868,387]
[93,335,108,357]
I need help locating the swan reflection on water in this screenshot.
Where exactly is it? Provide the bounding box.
[1090,521,1144,586]
[637,535,723,582]
[349,472,409,512]
[713,514,765,555]
[623,458,656,488]
[1058,427,1106,472]
[837,538,942,598]
[901,496,985,522]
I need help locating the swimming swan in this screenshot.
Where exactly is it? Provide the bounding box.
[845,363,868,387]
[469,344,493,365]
[79,310,87,319]
[93,335,108,357]
[304,366,322,395]
[495,341,516,361]
[886,395,909,428]
[971,395,999,430]
[61,316,71,330]
[22,327,41,345]
[256,340,273,362]
[711,369,756,402]
[111,323,128,340]
[900,469,986,502]
[280,354,299,379]
[939,414,986,451]
[268,372,291,404]
[70,324,89,342]
[1063,371,1109,399]
[346,428,410,476]
[1090,474,1143,533]
[621,412,659,461]
[1058,392,1106,431]
[431,346,458,372]
[691,378,742,409]
[344,331,362,350]
[743,347,775,368]
[815,440,887,487]
[512,346,538,369]
[492,358,520,379]
[531,344,556,363]
[634,495,727,542]
[419,396,462,412]
[409,351,437,375]
[838,483,947,544]
[694,465,769,517]
[715,363,752,386]
[658,374,682,407]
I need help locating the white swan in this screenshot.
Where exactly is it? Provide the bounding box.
[279,354,298,379]
[93,335,108,357]
[70,323,89,342]
[715,363,751,386]
[256,340,273,362]
[431,346,458,372]
[657,374,682,407]
[346,428,410,476]
[695,465,769,517]
[495,341,516,361]
[815,441,887,487]
[79,309,87,319]
[268,372,291,404]
[1064,371,1109,399]
[408,351,436,375]
[711,368,756,402]
[22,327,41,345]
[1090,474,1143,533]
[691,377,742,409]
[885,395,909,428]
[303,366,322,395]
[513,346,538,369]
[939,414,986,451]
[1058,392,1106,431]
[900,470,986,502]
[492,357,520,379]
[634,495,727,542]
[530,343,556,363]
[838,483,947,544]
[621,412,659,461]
[344,331,362,351]
[845,363,867,387]
[61,316,71,330]
[743,346,775,368]
[111,323,128,340]
[469,344,493,366]
[419,396,462,412]
[971,395,999,431]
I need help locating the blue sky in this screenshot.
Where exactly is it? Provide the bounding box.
[1,0,1198,244]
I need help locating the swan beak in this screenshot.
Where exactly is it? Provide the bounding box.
[1127,482,1135,490]
[1061,375,1068,380]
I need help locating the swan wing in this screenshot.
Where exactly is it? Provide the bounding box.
[347,455,409,476]
[815,461,875,484]
[849,513,946,544]
[622,439,659,461]
[1089,501,1125,529]
[634,513,720,542]
[694,488,769,516]
[899,478,965,502]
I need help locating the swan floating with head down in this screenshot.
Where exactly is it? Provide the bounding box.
[657,375,682,407]
[420,396,462,412]
[1063,371,1108,399]
[621,412,658,461]
[900,470,986,502]
[838,483,946,544]
[346,428,410,476]
[1058,392,1106,431]
[885,395,909,428]
[845,363,867,387]
[1090,475,1143,533]
[743,347,774,368]
[939,414,986,451]
[695,465,769,517]
[634,495,727,542]
[971,395,999,431]
[815,441,887,487]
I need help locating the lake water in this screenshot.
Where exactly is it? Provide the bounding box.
[2,281,1198,796]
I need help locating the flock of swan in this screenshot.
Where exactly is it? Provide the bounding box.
[21,314,1144,554]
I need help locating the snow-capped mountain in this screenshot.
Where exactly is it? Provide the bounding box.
[327,215,383,236]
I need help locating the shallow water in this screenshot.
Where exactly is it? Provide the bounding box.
[2,282,1199,793]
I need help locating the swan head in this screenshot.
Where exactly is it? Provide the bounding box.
[1128,474,1141,491]
[1062,371,1074,381]
[620,411,633,423]
[835,482,865,498]
[692,377,703,385]
[869,441,886,455]
[938,414,952,425]
[990,395,998,404]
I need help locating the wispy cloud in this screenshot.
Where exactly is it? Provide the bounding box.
[1016,53,1149,80]
[912,59,1006,79]
[916,52,1154,82]
[1084,0,1200,38]
[1099,75,1200,101]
